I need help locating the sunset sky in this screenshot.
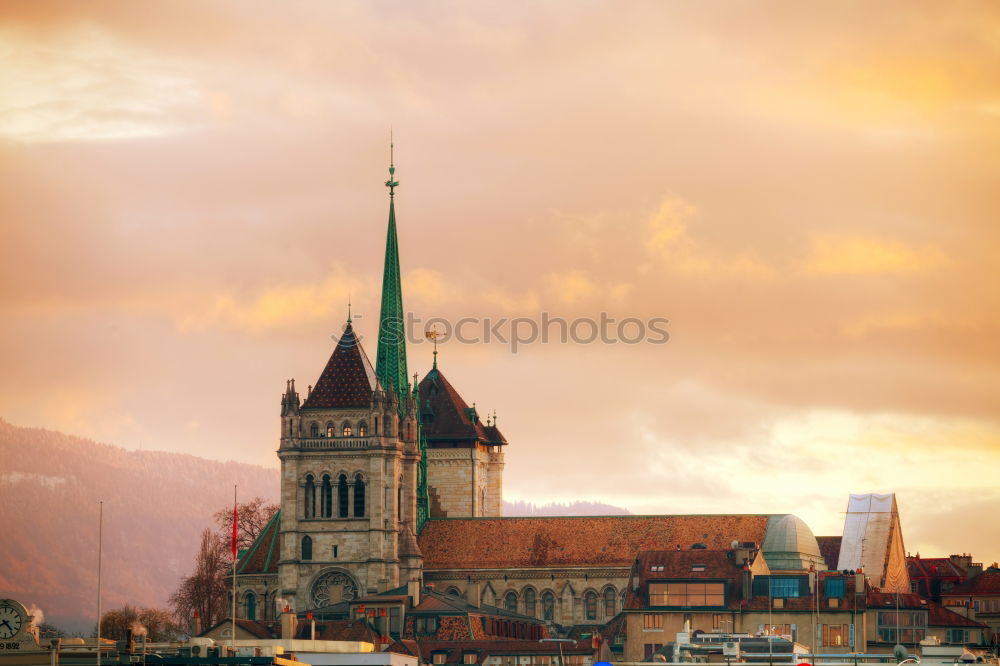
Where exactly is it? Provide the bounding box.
[1,1,998,563]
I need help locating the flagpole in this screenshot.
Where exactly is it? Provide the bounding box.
[231,484,237,654]
[97,500,103,666]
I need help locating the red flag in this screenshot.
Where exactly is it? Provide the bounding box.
[232,500,239,560]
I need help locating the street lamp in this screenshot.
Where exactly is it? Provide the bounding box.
[541,637,577,666]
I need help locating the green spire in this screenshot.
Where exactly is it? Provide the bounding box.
[375,137,409,398]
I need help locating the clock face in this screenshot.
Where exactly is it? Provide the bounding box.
[0,604,22,639]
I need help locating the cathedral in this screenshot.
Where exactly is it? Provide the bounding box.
[233,150,910,633]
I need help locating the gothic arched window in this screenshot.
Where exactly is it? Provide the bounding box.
[604,586,617,618]
[310,422,319,438]
[321,474,333,518]
[246,591,257,621]
[374,419,379,435]
[354,474,365,517]
[524,588,536,618]
[384,414,393,437]
[338,474,349,518]
[358,422,367,437]
[342,422,353,437]
[584,591,598,621]
[301,535,312,560]
[504,591,518,613]
[397,478,403,522]
[304,475,316,519]
[542,591,555,621]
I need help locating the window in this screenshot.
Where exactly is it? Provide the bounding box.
[343,422,353,437]
[326,423,335,438]
[825,577,846,598]
[433,654,446,665]
[947,629,969,645]
[246,592,257,621]
[389,607,401,636]
[353,473,365,516]
[358,422,367,437]
[643,644,663,660]
[604,587,617,618]
[823,624,849,647]
[301,535,312,560]
[524,588,537,617]
[585,591,598,621]
[542,591,555,621]
[713,614,722,630]
[304,475,316,519]
[446,587,462,597]
[332,545,338,558]
[828,597,841,608]
[643,614,664,630]
[648,582,725,606]
[310,422,319,437]
[773,598,785,609]
[876,611,926,644]
[463,654,477,664]
[504,591,518,613]
[338,474,349,517]
[770,578,800,598]
[321,474,333,518]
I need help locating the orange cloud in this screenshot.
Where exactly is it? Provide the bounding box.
[803,234,949,275]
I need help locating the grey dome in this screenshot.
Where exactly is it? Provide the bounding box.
[762,514,825,571]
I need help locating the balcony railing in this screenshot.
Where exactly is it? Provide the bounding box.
[294,438,369,449]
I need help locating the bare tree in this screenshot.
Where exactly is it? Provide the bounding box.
[169,529,230,629]
[99,606,183,642]
[213,496,279,552]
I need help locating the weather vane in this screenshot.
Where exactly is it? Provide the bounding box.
[425,324,442,369]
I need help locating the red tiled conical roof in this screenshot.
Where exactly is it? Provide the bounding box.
[302,322,381,409]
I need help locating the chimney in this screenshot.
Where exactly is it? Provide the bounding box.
[191,612,202,637]
[467,583,481,608]
[407,579,421,607]
[281,610,297,639]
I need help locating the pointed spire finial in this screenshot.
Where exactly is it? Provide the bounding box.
[347,293,352,324]
[425,324,441,369]
[385,129,398,196]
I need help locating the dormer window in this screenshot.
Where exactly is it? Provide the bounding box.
[692,564,706,572]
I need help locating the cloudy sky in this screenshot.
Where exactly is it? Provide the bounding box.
[2,1,998,563]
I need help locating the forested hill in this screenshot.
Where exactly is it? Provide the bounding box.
[0,418,279,632]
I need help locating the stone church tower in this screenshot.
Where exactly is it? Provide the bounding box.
[274,148,426,611]
[418,360,506,518]
[235,146,508,617]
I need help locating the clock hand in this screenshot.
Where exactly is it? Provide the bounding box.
[0,619,11,630]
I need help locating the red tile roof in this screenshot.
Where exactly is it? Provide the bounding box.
[816,536,842,570]
[927,603,988,629]
[302,322,380,409]
[293,619,383,643]
[418,369,505,445]
[420,515,770,569]
[199,619,277,639]
[867,591,928,609]
[943,572,1000,596]
[908,557,967,580]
